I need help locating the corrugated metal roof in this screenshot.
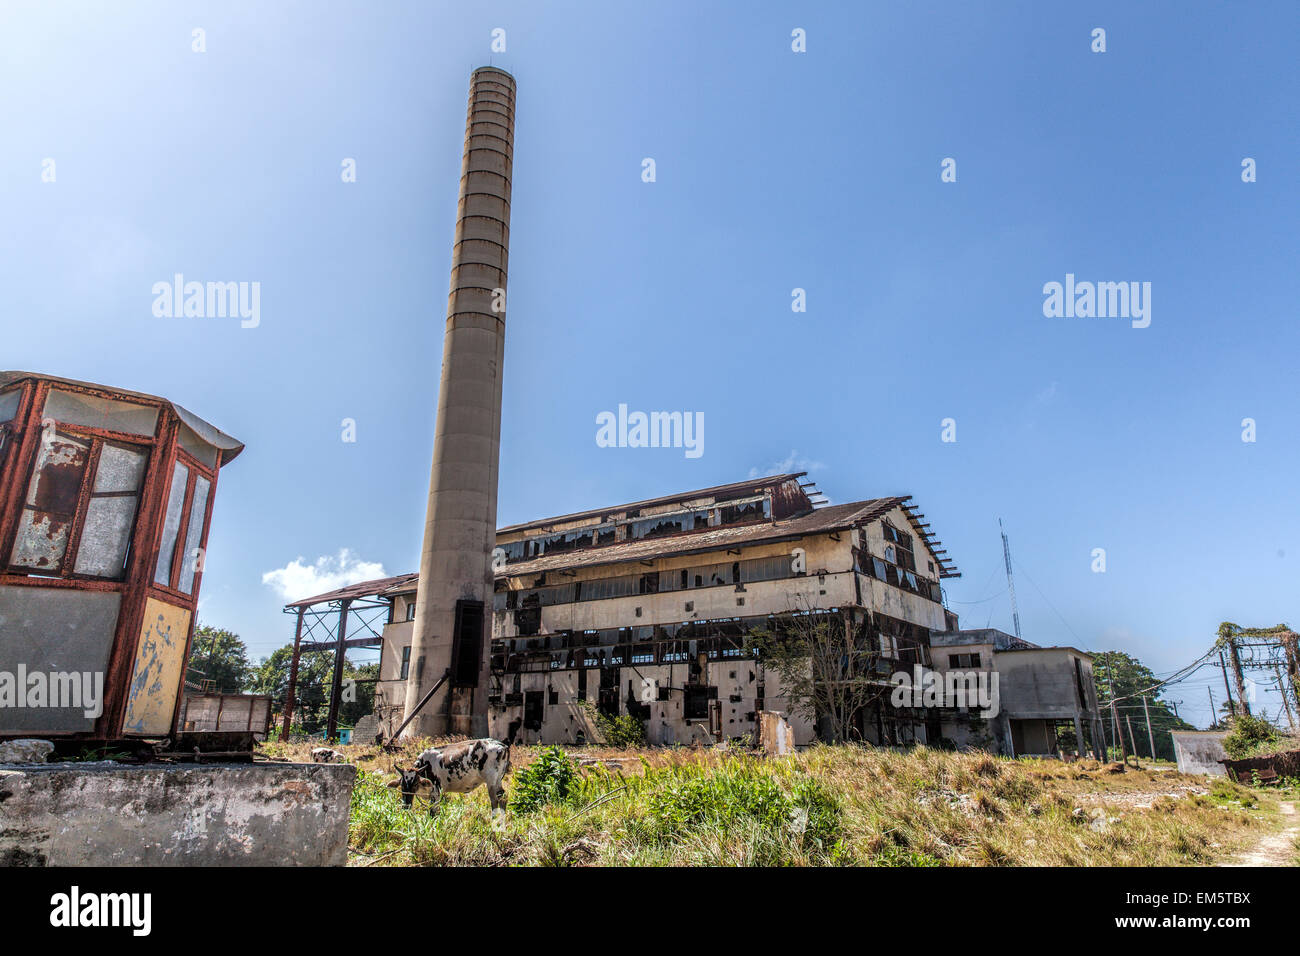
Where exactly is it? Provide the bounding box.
[498,497,905,577]
[285,490,962,606]
[285,573,418,608]
[496,473,807,534]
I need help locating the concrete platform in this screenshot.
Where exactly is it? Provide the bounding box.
[0,761,355,866]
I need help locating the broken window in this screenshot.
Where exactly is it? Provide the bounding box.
[154,461,189,586]
[72,442,148,578]
[177,474,210,593]
[683,685,717,720]
[739,554,791,583]
[8,431,91,574]
[498,540,527,563]
[719,499,766,525]
[8,431,149,581]
[629,514,685,540]
[883,523,916,571]
[0,390,19,474]
[400,646,411,680]
[523,690,544,730]
[152,454,215,593]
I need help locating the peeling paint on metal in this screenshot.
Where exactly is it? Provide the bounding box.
[121,598,191,735]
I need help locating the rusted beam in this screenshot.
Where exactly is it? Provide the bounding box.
[326,598,352,740]
[300,637,381,652]
[280,607,306,741]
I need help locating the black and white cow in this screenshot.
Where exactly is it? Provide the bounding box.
[392,738,511,814]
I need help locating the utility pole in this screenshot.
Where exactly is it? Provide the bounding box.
[1142,694,1156,760]
[1228,637,1251,717]
[1104,656,1118,755]
[1283,631,1300,718]
[1112,699,1127,761]
[1220,651,1237,717]
[1126,714,1140,760]
[1274,662,1297,732]
[1207,687,1216,730]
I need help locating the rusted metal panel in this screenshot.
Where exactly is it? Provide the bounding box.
[121,597,191,736]
[9,432,91,571]
[1221,749,1300,784]
[770,477,812,520]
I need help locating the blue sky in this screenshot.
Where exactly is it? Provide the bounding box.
[2,1,1296,729]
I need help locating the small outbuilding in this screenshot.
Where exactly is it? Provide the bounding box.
[0,372,242,746]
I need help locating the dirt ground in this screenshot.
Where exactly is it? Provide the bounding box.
[1220,800,1298,867]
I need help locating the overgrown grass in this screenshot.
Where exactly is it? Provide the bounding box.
[295,740,1285,867]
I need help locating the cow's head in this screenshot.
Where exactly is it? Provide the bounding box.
[393,764,424,808]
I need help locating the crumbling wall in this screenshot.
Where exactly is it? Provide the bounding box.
[1170,731,1228,776]
[0,761,354,866]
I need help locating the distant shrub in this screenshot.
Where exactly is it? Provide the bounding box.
[583,701,646,748]
[1223,714,1281,759]
[511,746,579,814]
[646,764,841,853]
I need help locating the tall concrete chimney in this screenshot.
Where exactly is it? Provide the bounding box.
[402,67,515,739]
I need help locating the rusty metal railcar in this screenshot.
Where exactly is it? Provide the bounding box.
[0,372,242,748]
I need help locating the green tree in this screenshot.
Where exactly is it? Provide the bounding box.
[339,661,379,728]
[1092,651,1194,761]
[1222,713,1282,759]
[750,608,886,743]
[188,625,252,693]
[247,645,296,701]
[248,645,376,738]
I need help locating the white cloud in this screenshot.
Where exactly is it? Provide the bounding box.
[261,548,387,600]
[748,450,825,480]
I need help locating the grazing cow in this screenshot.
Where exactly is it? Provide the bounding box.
[311,747,346,764]
[393,738,511,814]
[390,764,426,806]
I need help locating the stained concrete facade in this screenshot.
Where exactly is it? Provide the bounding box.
[403,68,516,740]
[0,761,354,866]
[929,628,1106,759]
[1170,730,1229,776]
[375,474,963,748]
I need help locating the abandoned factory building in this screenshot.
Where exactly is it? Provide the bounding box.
[284,473,1101,755]
[363,473,965,747]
